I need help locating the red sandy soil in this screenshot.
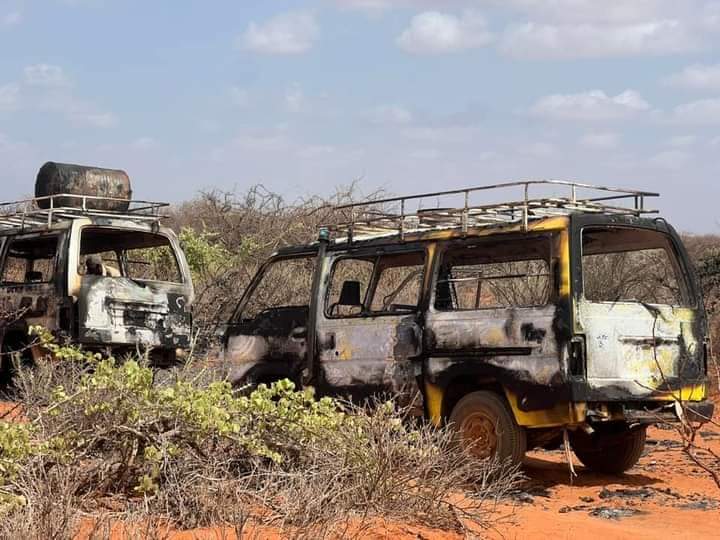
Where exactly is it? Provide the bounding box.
[4,398,719,539]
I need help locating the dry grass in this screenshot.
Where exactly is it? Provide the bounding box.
[0,357,521,538]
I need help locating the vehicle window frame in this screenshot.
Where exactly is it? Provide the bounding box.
[0,233,61,287]
[78,225,186,285]
[429,233,556,312]
[233,252,317,322]
[324,247,428,320]
[579,225,694,308]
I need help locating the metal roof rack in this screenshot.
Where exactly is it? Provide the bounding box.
[0,193,169,232]
[323,180,659,243]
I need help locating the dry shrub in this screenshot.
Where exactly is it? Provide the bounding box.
[165,184,385,348]
[0,348,520,537]
[0,457,81,540]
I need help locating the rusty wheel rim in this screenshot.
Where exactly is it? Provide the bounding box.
[460,412,498,459]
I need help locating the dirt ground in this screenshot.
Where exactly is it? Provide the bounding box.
[3,399,719,539]
[489,419,720,540]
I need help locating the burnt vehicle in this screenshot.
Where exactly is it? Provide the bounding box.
[221,181,714,472]
[0,162,194,382]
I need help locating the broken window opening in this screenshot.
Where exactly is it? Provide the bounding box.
[1,235,59,285]
[582,227,690,307]
[435,235,553,310]
[79,227,183,284]
[326,251,426,318]
[240,256,315,320]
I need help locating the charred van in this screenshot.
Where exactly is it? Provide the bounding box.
[220,181,714,473]
[0,162,194,382]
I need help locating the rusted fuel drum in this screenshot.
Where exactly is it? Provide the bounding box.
[35,162,132,211]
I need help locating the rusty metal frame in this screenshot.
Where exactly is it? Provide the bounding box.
[0,193,169,232]
[322,180,658,243]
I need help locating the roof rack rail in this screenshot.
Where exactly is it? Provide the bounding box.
[322,180,658,243]
[0,193,170,232]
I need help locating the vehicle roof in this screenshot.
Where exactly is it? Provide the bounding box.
[0,215,174,238]
[272,213,669,258]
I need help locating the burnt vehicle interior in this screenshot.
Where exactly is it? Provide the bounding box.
[435,235,554,311]
[326,251,425,317]
[79,227,183,284]
[1,235,60,286]
[236,255,315,335]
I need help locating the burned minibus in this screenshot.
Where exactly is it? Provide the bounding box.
[0,162,194,383]
[221,181,714,472]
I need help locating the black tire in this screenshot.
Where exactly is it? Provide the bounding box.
[570,424,646,474]
[449,390,527,466]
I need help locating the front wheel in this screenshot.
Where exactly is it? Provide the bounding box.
[449,391,527,465]
[570,424,646,474]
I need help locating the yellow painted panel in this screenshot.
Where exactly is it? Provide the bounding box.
[504,389,586,428]
[425,382,444,426]
[652,384,707,402]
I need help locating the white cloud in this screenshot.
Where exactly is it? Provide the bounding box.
[369,104,413,124]
[0,83,19,111]
[579,132,619,149]
[397,11,493,54]
[666,63,720,91]
[498,1,686,24]
[666,135,697,147]
[670,98,720,124]
[241,12,319,55]
[529,90,650,121]
[23,64,69,87]
[501,20,699,59]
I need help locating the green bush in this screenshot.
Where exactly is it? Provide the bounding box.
[1,333,519,534]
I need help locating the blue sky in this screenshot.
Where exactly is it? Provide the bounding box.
[1,1,720,232]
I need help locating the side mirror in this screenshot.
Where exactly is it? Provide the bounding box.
[338,280,362,306]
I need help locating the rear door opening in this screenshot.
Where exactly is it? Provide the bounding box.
[577,226,704,401]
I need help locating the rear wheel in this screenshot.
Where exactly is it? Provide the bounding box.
[570,424,646,474]
[449,391,527,465]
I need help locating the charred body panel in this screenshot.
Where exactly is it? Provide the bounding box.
[222,251,317,386]
[79,277,191,349]
[0,217,194,363]
[221,210,713,430]
[71,220,194,355]
[568,214,709,405]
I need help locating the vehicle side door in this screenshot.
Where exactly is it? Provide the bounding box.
[424,233,566,411]
[316,246,427,399]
